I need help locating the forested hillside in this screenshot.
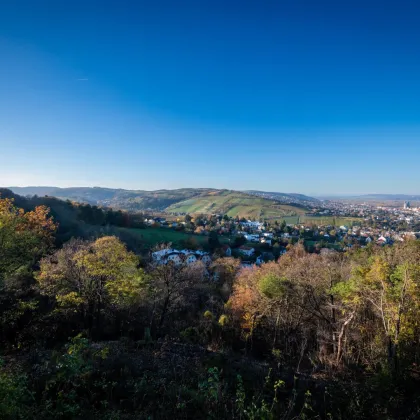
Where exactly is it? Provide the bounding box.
[1,193,420,419]
[9,187,220,211]
[0,188,145,246]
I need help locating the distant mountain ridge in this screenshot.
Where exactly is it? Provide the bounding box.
[8,186,217,212]
[358,194,420,201]
[318,194,420,201]
[7,186,319,216]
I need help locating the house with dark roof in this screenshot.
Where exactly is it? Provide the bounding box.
[238,246,255,257]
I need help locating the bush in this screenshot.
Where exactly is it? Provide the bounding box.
[0,366,32,419]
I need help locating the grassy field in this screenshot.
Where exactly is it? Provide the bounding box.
[166,190,307,219]
[166,191,361,227]
[280,215,300,224]
[298,216,362,226]
[265,215,361,226]
[304,240,342,250]
[120,227,232,248]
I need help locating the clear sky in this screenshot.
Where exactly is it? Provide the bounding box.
[1,0,419,195]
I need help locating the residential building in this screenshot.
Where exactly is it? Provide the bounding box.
[152,248,212,266]
[238,246,255,256]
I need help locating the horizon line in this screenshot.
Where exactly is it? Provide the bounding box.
[4,185,420,197]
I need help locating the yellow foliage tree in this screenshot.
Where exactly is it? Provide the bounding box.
[37,236,146,332]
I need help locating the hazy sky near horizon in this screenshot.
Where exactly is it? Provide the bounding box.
[1,0,419,195]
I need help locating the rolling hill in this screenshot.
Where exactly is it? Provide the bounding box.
[244,190,320,205]
[9,186,216,211]
[165,190,309,219]
[7,186,317,219]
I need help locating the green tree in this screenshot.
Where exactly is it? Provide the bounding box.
[280,220,287,232]
[208,231,220,251]
[233,235,246,248]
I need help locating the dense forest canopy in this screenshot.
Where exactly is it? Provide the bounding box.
[1,192,420,419]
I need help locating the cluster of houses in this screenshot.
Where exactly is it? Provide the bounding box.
[145,217,169,226]
[145,209,419,271]
[238,230,274,245]
[152,248,212,266]
[341,225,419,246]
[151,245,277,271]
[240,220,265,230]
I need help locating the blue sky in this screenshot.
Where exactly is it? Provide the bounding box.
[1,0,419,195]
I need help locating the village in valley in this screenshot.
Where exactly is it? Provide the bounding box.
[145,199,420,270]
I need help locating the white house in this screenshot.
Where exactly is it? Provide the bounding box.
[184,253,197,265]
[152,248,177,262]
[201,254,212,265]
[262,232,273,238]
[260,238,272,245]
[238,246,255,256]
[152,248,211,266]
[166,252,182,265]
[181,249,212,265]
[244,234,260,242]
[240,220,264,230]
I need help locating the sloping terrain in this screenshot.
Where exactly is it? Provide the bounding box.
[9,186,216,211]
[8,186,314,217]
[166,190,308,219]
[0,188,145,248]
[245,190,320,206]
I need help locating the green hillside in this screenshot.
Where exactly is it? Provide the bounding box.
[166,190,308,219]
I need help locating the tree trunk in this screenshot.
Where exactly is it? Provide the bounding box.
[388,337,398,377]
[159,294,170,329]
[273,308,280,349]
[336,312,355,365]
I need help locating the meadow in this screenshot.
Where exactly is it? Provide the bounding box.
[119,227,232,248]
[298,215,361,226]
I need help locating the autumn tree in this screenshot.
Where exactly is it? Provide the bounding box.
[229,243,364,365]
[37,236,145,335]
[0,197,57,344]
[0,197,56,285]
[334,240,420,375]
